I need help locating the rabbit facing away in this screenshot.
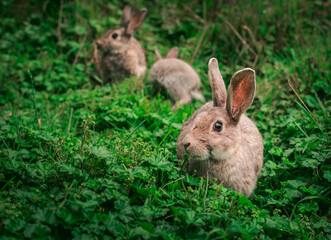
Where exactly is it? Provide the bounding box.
[93,5,147,85]
[177,58,263,197]
[150,47,205,106]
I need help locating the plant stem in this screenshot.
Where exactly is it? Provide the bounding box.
[28,70,40,129]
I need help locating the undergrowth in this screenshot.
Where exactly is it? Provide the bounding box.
[0,0,330,239]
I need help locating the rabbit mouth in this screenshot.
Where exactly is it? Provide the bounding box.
[186,145,211,161]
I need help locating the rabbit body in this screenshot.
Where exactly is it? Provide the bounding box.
[177,102,263,197]
[97,36,146,84]
[94,5,147,85]
[150,47,205,106]
[177,58,263,197]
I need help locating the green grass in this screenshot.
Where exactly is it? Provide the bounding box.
[0,0,330,239]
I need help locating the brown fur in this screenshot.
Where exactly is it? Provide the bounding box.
[177,58,264,197]
[93,6,147,85]
[150,47,205,106]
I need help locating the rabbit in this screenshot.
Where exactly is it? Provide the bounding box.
[93,5,147,85]
[177,58,263,197]
[149,47,205,106]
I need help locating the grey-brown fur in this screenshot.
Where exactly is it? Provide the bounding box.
[177,58,263,197]
[93,5,147,85]
[150,47,205,106]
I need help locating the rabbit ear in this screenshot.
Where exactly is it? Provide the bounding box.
[121,5,133,28]
[166,47,179,58]
[126,8,147,35]
[154,47,162,61]
[226,68,256,123]
[208,58,227,107]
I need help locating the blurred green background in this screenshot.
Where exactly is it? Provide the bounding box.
[0,0,330,239]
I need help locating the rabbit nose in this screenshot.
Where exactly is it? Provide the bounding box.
[184,142,191,149]
[96,40,102,49]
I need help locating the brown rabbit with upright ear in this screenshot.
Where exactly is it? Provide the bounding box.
[150,47,205,106]
[177,58,263,197]
[93,5,147,85]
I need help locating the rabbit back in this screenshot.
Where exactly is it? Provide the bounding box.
[124,38,147,77]
[150,59,201,102]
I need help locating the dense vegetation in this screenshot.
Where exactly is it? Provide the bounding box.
[0,0,330,239]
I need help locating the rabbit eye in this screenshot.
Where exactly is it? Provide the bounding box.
[213,121,223,132]
[112,33,118,39]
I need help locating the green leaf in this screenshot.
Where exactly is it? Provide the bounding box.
[323,170,331,182]
[32,208,57,225]
[23,223,51,238]
[298,202,319,213]
[269,147,284,157]
[72,25,86,35]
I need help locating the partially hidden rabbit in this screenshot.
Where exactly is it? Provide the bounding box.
[150,47,205,106]
[93,5,147,85]
[177,58,263,197]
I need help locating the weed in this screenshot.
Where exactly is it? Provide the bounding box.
[0,0,330,239]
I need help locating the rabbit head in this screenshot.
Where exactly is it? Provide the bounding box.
[96,5,147,53]
[182,58,256,161]
[154,47,179,61]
